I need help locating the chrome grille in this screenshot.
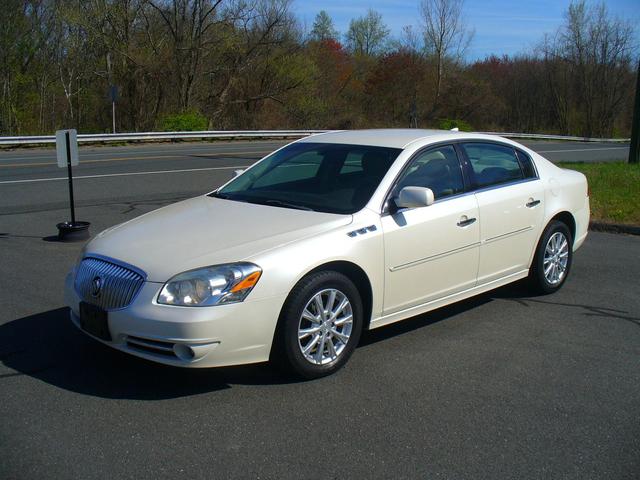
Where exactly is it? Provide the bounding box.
[74,257,145,310]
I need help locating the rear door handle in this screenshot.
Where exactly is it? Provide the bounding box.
[457,216,477,227]
[526,199,541,208]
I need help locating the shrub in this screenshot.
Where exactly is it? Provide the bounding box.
[437,118,473,132]
[159,111,208,131]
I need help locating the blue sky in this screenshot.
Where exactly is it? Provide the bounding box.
[294,0,639,60]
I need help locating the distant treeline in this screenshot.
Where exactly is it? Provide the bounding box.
[1,0,637,138]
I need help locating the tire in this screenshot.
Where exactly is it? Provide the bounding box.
[272,271,363,379]
[529,220,573,294]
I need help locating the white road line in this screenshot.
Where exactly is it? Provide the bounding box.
[0,149,272,164]
[537,147,628,153]
[0,165,250,185]
[0,143,281,161]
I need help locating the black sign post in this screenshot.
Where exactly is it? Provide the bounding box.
[629,60,639,164]
[55,129,90,241]
[65,131,76,223]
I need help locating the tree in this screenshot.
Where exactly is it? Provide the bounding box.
[420,0,473,115]
[310,10,337,42]
[0,0,637,138]
[67,0,167,131]
[541,0,636,137]
[147,0,224,111]
[345,9,389,57]
[201,0,306,127]
[365,50,427,127]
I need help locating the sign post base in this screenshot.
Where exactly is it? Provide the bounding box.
[56,221,91,242]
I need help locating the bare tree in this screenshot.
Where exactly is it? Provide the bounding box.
[420,0,473,115]
[541,0,636,136]
[201,0,306,126]
[147,0,224,111]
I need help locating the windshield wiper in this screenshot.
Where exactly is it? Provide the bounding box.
[210,193,314,211]
[209,191,229,199]
[255,199,315,211]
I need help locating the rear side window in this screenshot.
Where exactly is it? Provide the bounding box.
[462,143,524,188]
[516,149,537,179]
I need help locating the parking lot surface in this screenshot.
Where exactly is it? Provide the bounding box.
[0,141,638,479]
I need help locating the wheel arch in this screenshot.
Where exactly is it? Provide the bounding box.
[269,260,374,359]
[548,211,576,244]
[302,261,374,330]
[528,210,577,269]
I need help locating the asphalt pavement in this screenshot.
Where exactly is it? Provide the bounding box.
[0,139,631,215]
[0,138,638,479]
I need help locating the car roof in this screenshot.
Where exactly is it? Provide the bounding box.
[298,129,481,149]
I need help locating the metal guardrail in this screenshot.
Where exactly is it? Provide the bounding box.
[0,130,329,146]
[0,129,631,146]
[475,132,630,143]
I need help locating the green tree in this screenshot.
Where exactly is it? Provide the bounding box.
[310,10,338,41]
[345,9,389,57]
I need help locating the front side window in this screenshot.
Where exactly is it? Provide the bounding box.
[392,145,465,200]
[214,142,401,214]
[462,143,524,188]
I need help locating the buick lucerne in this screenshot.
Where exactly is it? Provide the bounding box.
[65,129,589,378]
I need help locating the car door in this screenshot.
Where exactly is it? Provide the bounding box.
[460,142,545,285]
[381,145,480,315]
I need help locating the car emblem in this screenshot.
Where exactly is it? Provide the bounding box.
[91,276,103,297]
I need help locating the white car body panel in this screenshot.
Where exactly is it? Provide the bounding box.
[381,193,480,315]
[65,129,589,368]
[474,180,545,284]
[88,195,352,283]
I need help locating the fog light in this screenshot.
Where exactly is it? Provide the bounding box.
[173,343,195,361]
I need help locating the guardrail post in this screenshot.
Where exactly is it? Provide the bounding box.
[629,60,640,164]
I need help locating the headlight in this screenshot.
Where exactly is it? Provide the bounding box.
[157,262,262,307]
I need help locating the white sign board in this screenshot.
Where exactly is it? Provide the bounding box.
[56,129,79,168]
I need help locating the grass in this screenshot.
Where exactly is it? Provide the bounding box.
[558,162,640,226]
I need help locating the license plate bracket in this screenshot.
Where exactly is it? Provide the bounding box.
[79,302,111,341]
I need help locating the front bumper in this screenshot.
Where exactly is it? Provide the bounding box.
[65,272,285,368]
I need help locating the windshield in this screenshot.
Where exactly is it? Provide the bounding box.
[213,142,402,214]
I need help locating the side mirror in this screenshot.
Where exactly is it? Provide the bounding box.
[395,186,435,210]
[233,169,245,178]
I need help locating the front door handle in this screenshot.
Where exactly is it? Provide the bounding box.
[526,199,541,208]
[457,216,477,227]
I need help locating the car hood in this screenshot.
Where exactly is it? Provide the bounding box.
[87,196,352,282]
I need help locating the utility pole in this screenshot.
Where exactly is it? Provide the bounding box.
[629,60,640,164]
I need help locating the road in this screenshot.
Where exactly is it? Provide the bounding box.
[0,139,631,215]
[0,139,638,479]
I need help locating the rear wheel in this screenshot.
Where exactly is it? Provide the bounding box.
[273,271,363,379]
[529,221,573,294]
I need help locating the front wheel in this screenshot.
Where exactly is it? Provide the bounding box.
[273,271,363,379]
[529,221,573,294]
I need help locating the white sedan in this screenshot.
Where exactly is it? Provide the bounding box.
[65,129,589,378]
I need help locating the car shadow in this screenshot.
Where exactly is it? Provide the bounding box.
[360,291,492,346]
[0,282,555,400]
[0,307,300,400]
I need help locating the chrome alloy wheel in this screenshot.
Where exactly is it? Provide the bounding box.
[297,288,353,365]
[543,231,569,285]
